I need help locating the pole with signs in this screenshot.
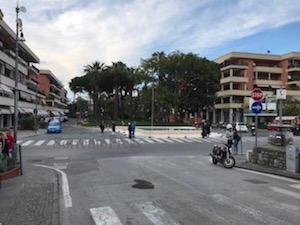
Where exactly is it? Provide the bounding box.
[251,88,263,163]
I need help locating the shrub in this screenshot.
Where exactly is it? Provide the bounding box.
[19,116,35,130]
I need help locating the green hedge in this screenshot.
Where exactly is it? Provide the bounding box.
[0,154,15,172]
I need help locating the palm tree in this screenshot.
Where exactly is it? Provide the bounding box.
[84,61,106,119]
[107,61,129,119]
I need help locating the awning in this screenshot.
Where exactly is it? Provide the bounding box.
[0,84,14,95]
[22,108,33,114]
[41,99,46,105]
[52,111,60,116]
[37,109,49,116]
[0,107,11,114]
[10,107,24,113]
[20,91,32,101]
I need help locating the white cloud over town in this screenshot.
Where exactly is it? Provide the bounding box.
[1,0,300,98]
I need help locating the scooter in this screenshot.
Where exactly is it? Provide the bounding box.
[209,143,236,168]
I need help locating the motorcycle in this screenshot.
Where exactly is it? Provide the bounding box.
[209,143,235,168]
[251,126,256,136]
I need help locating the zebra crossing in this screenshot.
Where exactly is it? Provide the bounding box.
[18,136,266,147]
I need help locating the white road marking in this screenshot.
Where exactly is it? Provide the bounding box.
[17,140,22,144]
[160,138,175,143]
[188,138,205,143]
[32,164,72,208]
[290,184,300,190]
[210,194,288,225]
[269,186,300,200]
[53,163,68,170]
[151,138,165,143]
[54,156,69,160]
[134,139,145,144]
[104,139,111,144]
[34,140,46,146]
[47,140,55,146]
[142,138,156,143]
[169,138,184,143]
[236,168,300,183]
[116,138,123,144]
[90,206,122,225]
[21,140,34,146]
[135,202,180,225]
[178,138,193,143]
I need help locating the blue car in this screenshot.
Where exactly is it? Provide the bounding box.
[47,120,62,133]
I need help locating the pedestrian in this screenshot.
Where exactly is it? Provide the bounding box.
[112,121,116,135]
[131,121,136,138]
[128,122,132,138]
[6,130,14,157]
[205,122,210,138]
[223,124,234,147]
[233,127,241,155]
[99,122,105,133]
[0,131,9,157]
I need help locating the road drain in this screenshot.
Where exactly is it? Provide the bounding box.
[132,179,154,189]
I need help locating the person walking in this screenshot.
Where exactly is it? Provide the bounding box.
[233,127,241,155]
[6,130,14,157]
[0,131,8,157]
[112,121,116,135]
[128,122,132,138]
[99,122,105,133]
[131,121,136,138]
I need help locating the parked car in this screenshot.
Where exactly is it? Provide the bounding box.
[47,120,62,133]
[234,122,248,132]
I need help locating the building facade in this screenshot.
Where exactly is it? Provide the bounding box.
[213,52,300,125]
[0,10,68,129]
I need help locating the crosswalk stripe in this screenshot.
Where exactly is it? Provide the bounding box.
[178,138,193,143]
[169,138,184,143]
[270,186,300,199]
[289,184,300,190]
[47,140,55,146]
[135,201,180,225]
[21,140,34,146]
[17,140,22,144]
[188,138,205,143]
[151,138,166,143]
[104,139,111,144]
[90,206,122,225]
[142,138,156,143]
[34,140,46,146]
[160,138,175,143]
[134,139,145,144]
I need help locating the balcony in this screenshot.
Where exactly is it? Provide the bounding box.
[287,90,300,96]
[220,64,248,71]
[253,79,283,88]
[217,89,251,97]
[220,76,248,84]
[214,103,243,109]
[254,66,282,74]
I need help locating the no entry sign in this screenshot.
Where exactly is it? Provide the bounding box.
[251,88,263,101]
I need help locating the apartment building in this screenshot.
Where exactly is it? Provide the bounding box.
[0,9,68,129]
[213,52,300,125]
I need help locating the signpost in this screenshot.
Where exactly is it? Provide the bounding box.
[251,88,263,163]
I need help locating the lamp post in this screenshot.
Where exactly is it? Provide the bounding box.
[13,2,26,145]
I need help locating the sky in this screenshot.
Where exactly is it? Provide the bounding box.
[1,0,300,100]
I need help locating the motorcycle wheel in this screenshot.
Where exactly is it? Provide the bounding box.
[223,156,235,169]
[212,157,218,164]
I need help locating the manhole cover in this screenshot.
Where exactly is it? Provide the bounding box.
[243,179,268,184]
[132,179,154,189]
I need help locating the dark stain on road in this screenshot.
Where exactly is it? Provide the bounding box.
[132,179,154,189]
[243,179,268,184]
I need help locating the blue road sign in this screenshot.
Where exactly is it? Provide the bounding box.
[251,101,263,114]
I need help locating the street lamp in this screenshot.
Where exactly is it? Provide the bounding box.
[13,2,26,145]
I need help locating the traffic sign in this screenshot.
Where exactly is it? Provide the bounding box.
[251,101,263,114]
[251,88,263,101]
[276,89,286,100]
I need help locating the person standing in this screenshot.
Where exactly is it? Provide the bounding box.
[131,121,136,138]
[6,130,14,157]
[233,127,241,155]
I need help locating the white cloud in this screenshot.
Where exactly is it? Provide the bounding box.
[1,0,300,98]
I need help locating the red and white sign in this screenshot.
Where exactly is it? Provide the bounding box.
[251,88,263,101]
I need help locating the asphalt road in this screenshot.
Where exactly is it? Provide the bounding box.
[19,121,300,225]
